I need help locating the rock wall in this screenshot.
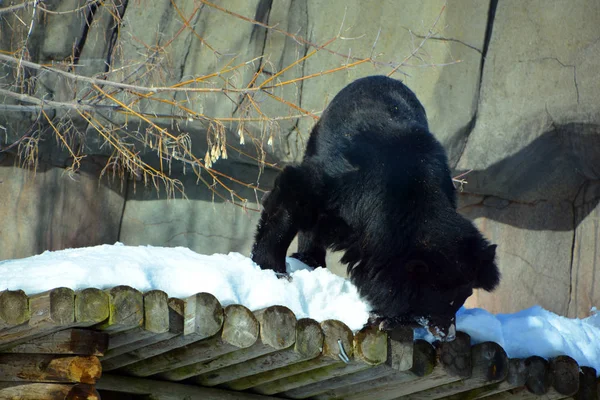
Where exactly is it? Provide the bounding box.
[1,0,599,318]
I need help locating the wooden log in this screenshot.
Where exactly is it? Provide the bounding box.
[0,383,100,400]
[94,286,143,333]
[119,304,258,377]
[439,331,472,378]
[4,328,108,356]
[104,290,171,351]
[219,318,323,391]
[336,335,468,400]
[484,386,573,400]
[97,373,284,400]
[402,341,508,399]
[74,288,110,326]
[525,355,551,395]
[575,366,597,400]
[171,306,299,383]
[225,320,352,393]
[101,296,183,361]
[323,341,456,400]
[0,354,102,384]
[386,326,414,371]
[0,288,77,350]
[0,289,29,330]
[442,358,528,400]
[278,324,405,399]
[254,323,386,396]
[551,355,580,396]
[316,340,435,400]
[101,292,222,371]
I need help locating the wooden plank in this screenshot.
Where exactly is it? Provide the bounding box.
[278,326,412,399]
[252,322,386,396]
[97,373,283,400]
[74,288,110,326]
[101,292,222,371]
[94,286,143,333]
[404,341,509,399]
[119,303,258,377]
[3,328,108,356]
[0,289,29,330]
[0,354,102,384]
[166,305,299,382]
[0,383,100,400]
[223,319,352,393]
[0,288,75,350]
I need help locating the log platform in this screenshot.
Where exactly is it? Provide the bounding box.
[0,287,598,399]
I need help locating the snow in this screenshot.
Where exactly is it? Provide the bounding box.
[0,243,599,375]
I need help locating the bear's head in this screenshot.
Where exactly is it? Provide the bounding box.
[352,216,499,341]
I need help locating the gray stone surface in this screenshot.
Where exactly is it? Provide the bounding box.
[460,195,574,315]
[118,160,274,257]
[264,0,490,162]
[457,0,600,202]
[0,157,124,261]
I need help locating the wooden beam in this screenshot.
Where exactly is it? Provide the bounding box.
[576,366,597,400]
[252,322,385,396]
[483,386,572,400]
[224,319,353,393]
[119,303,258,377]
[101,291,184,361]
[0,289,29,330]
[3,328,108,356]
[0,383,100,400]
[94,286,143,333]
[101,292,223,371]
[216,318,324,391]
[165,305,299,382]
[550,355,580,396]
[404,341,509,399]
[440,331,472,378]
[97,373,283,400]
[328,341,457,400]
[277,325,408,399]
[0,354,102,384]
[441,358,527,400]
[0,288,75,350]
[74,288,110,326]
[525,356,551,395]
[104,290,171,350]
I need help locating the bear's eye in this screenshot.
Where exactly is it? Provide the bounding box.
[405,259,429,274]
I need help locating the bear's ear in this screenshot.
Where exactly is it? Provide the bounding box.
[474,244,500,291]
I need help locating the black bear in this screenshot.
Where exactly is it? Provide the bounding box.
[251,75,499,340]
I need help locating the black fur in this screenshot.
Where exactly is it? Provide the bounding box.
[251,76,500,338]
